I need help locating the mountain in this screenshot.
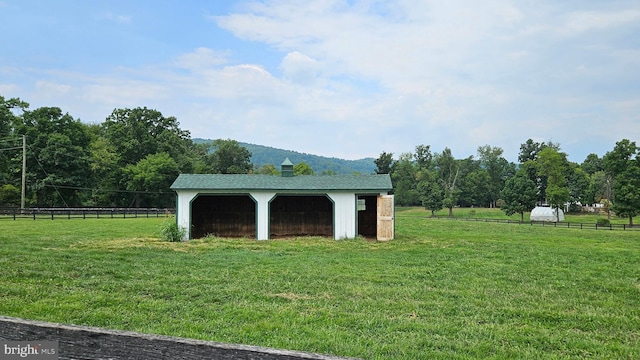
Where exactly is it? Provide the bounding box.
[193,139,376,175]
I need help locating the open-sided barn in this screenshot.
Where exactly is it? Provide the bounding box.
[170,160,394,241]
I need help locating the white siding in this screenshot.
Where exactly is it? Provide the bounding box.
[175,190,198,240]
[328,192,356,239]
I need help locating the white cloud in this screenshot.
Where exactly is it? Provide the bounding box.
[0,83,19,94]
[80,80,168,106]
[562,9,640,35]
[280,51,321,85]
[174,47,230,70]
[34,80,71,98]
[99,12,132,24]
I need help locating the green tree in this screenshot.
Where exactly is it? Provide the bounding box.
[294,161,315,175]
[124,152,179,208]
[0,184,20,207]
[518,139,545,164]
[100,107,200,206]
[435,148,459,217]
[374,151,394,174]
[477,145,511,208]
[102,107,193,168]
[417,170,443,215]
[581,153,604,175]
[501,169,537,221]
[391,153,420,206]
[256,164,280,175]
[207,139,252,174]
[459,166,491,207]
[14,107,92,207]
[566,163,590,212]
[414,145,433,170]
[0,96,28,185]
[583,171,611,206]
[537,147,570,221]
[603,139,640,226]
[86,133,121,206]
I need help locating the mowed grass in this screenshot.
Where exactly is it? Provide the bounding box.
[1,216,639,359]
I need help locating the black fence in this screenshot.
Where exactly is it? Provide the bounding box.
[409,215,638,231]
[0,208,175,220]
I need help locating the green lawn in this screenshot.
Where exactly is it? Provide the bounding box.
[1,217,638,359]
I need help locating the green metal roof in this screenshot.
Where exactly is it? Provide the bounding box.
[280,157,294,166]
[170,173,392,192]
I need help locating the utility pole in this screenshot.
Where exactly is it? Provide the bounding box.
[21,135,26,212]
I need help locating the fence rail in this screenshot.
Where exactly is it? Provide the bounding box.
[403,215,638,231]
[0,207,175,220]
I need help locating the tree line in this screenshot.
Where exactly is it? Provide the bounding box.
[375,139,640,226]
[0,96,259,209]
[2,94,639,225]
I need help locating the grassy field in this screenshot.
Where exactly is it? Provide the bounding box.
[1,216,639,359]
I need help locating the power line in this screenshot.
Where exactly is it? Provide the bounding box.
[0,146,22,152]
[0,136,23,144]
[42,184,174,195]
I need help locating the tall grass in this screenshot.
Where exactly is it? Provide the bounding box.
[1,217,638,359]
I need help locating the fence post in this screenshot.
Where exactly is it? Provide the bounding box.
[51,211,54,220]
[68,210,71,220]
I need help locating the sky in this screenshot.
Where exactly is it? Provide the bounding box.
[1,0,639,163]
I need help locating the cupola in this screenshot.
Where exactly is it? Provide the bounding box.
[281,158,294,177]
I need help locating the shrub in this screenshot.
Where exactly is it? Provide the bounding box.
[0,184,21,208]
[160,217,186,242]
[596,218,611,227]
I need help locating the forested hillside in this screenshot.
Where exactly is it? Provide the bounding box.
[193,139,376,175]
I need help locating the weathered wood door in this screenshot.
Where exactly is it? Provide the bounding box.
[377,195,394,241]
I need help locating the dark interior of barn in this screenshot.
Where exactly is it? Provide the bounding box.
[190,195,256,239]
[269,195,333,238]
[357,195,377,238]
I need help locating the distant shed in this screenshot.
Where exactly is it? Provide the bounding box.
[170,159,394,241]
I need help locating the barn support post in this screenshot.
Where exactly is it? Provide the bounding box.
[178,191,199,240]
[327,192,356,240]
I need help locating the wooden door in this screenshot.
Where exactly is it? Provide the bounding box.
[377,195,394,241]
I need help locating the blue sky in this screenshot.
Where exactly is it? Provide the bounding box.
[1,0,639,163]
